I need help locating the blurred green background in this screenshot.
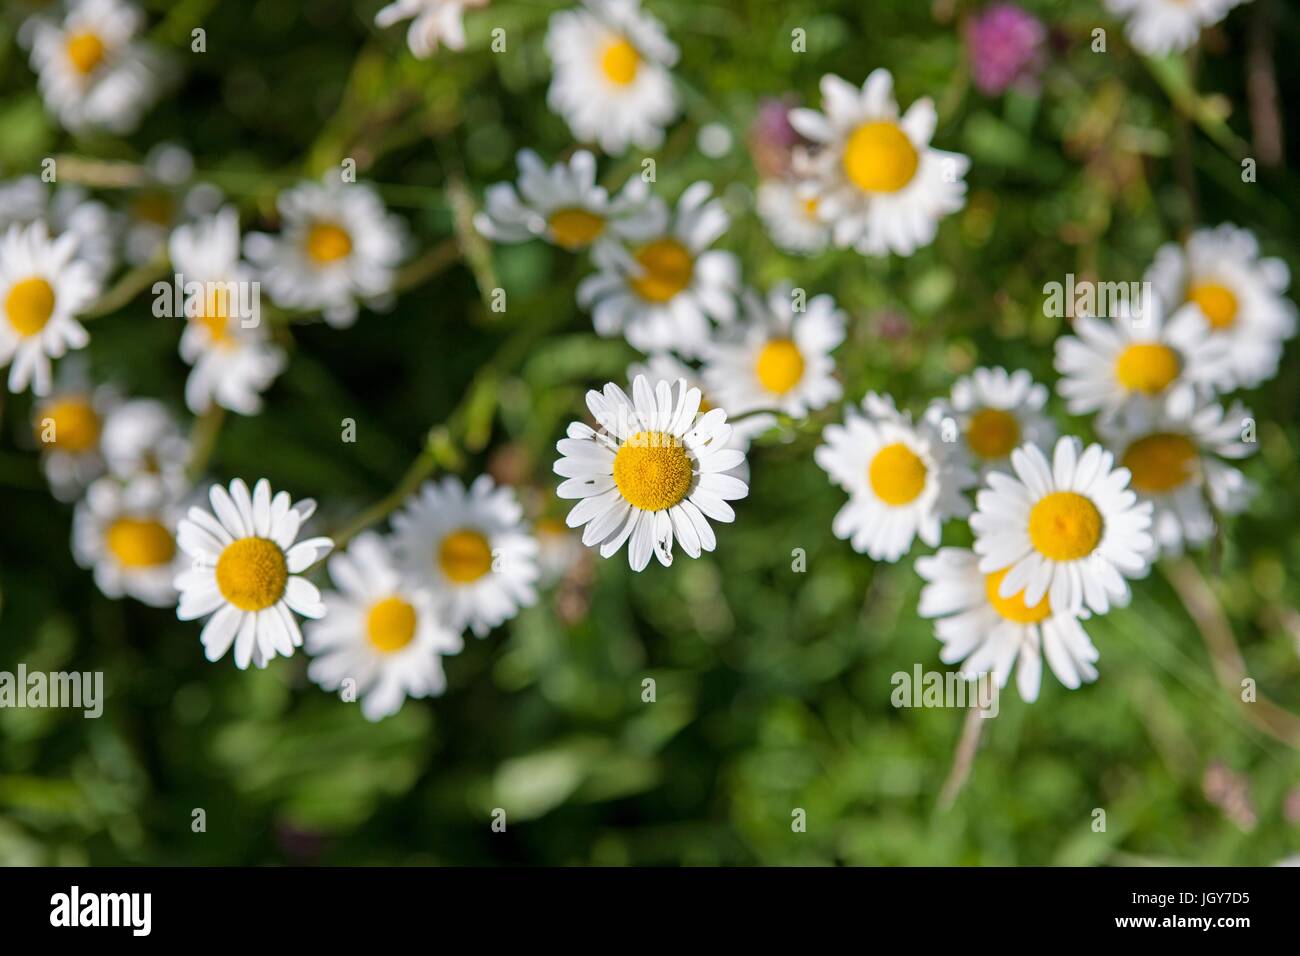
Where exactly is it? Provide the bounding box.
[1,0,1299,865]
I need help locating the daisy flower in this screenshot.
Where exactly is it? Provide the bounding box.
[124,144,223,267]
[73,473,185,607]
[174,478,333,669]
[577,181,740,357]
[31,363,119,501]
[1103,0,1247,57]
[545,0,680,154]
[391,475,540,637]
[916,547,1099,703]
[375,0,489,57]
[702,283,845,420]
[924,366,1055,478]
[305,532,463,721]
[789,70,969,257]
[244,176,407,328]
[628,351,774,455]
[756,179,830,256]
[1145,223,1297,390]
[971,436,1155,616]
[100,397,191,490]
[0,177,120,282]
[474,149,666,252]
[814,392,975,562]
[0,221,99,396]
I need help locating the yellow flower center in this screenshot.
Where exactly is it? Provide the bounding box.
[215,537,289,612]
[1122,432,1199,494]
[801,197,820,219]
[36,396,101,453]
[6,277,56,337]
[193,286,232,346]
[629,238,694,304]
[65,31,106,75]
[1028,492,1103,561]
[599,37,640,86]
[966,408,1021,460]
[366,596,418,653]
[548,207,606,250]
[754,338,805,395]
[1187,281,1238,331]
[868,442,927,506]
[613,430,694,512]
[984,568,1052,624]
[106,517,176,569]
[842,121,919,194]
[438,528,494,584]
[1114,342,1180,395]
[305,222,353,265]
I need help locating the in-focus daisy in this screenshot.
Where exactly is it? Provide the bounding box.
[245,177,407,328]
[391,475,540,636]
[174,478,333,669]
[577,182,740,357]
[305,532,463,721]
[924,366,1055,478]
[375,0,489,57]
[756,179,830,256]
[73,473,185,606]
[554,375,749,570]
[971,436,1154,616]
[703,283,845,420]
[100,397,191,490]
[1099,394,1255,556]
[1145,223,1297,390]
[0,221,99,396]
[545,0,680,154]
[474,149,666,251]
[814,392,975,561]
[916,547,1099,702]
[1103,0,1246,57]
[0,177,120,282]
[31,363,118,501]
[789,70,969,257]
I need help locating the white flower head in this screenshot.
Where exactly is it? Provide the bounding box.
[74,473,187,607]
[31,361,119,501]
[924,366,1056,479]
[100,397,192,492]
[375,0,490,58]
[0,177,120,282]
[756,178,830,256]
[1104,0,1247,57]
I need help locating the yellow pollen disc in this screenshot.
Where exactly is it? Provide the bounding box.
[193,287,232,345]
[599,37,640,85]
[868,442,927,506]
[984,568,1052,624]
[1114,342,1180,395]
[366,596,418,653]
[215,537,289,612]
[65,32,106,75]
[1122,432,1199,494]
[1187,281,1238,331]
[6,277,56,337]
[966,408,1021,460]
[106,517,176,569]
[1028,491,1103,562]
[438,528,494,584]
[842,121,919,194]
[801,197,820,219]
[36,397,100,452]
[629,238,694,304]
[754,338,805,395]
[305,222,353,265]
[613,430,693,512]
[548,207,606,250]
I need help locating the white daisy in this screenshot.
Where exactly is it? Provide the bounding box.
[924,366,1055,478]
[534,515,587,585]
[756,178,830,256]
[702,283,845,420]
[577,181,740,357]
[124,145,223,267]
[100,397,191,490]
[916,547,1099,703]
[545,0,680,155]
[31,363,118,501]
[244,176,407,328]
[305,531,463,721]
[1104,0,1247,57]
[390,475,540,637]
[789,70,969,257]
[0,177,120,282]
[628,351,775,455]
[73,473,185,607]
[1145,223,1296,389]
[553,375,749,571]
[0,221,99,396]
[474,149,667,251]
[814,392,975,562]
[174,478,333,669]
[971,436,1155,617]
[375,0,489,58]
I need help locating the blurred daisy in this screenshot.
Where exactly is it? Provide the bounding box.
[32,364,118,501]
[789,70,969,257]
[100,397,191,489]
[703,284,845,420]
[924,366,1055,478]
[756,179,830,256]
[554,376,749,570]
[0,178,120,282]
[534,516,587,585]
[545,0,680,154]
[174,478,333,669]
[577,182,740,357]
[1145,223,1297,389]
[0,221,98,396]
[245,177,407,328]
[916,547,1099,702]
[391,475,540,637]
[124,144,223,267]
[971,437,1154,616]
[375,0,489,57]
[1104,0,1246,57]
[475,149,666,251]
[305,532,463,721]
[73,473,185,607]
[815,392,974,562]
